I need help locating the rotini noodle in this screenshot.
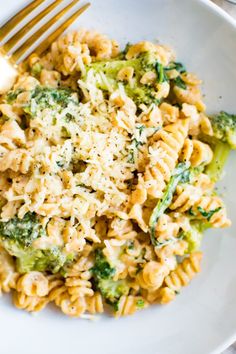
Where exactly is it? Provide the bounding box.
[180,138,213,167]
[144,119,189,198]
[13,291,48,312]
[164,252,203,292]
[16,271,49,297]
[115,295,148,317]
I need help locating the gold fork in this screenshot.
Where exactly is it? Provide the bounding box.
[0,0,90,93]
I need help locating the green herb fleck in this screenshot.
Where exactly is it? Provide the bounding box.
[166,62,186,73]
[136,299,145,308]
[188,208,196,216]
[174,76,187,90]
[127,240,134,250]
[6,89,23,104]
[197,206,222,221]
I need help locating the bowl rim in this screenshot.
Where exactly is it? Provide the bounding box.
[0,1,236,354]
[196,2,236,352]
[198,0,236,28]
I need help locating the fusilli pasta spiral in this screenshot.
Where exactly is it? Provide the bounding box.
[164,251,203,292]
[13,291,48,312]
[144,119,189,198]
[115,295,148,317]
[180,139,213,167]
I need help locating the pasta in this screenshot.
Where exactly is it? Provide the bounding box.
[180,139,213,167]
[0,246,19,293]
[13,291,48,312]
[115,295,148,317]
[16,271,49,297]
[0,29,233,318]
[162,251,203,296]
[85,292,104,315]
[143,251,202,304]
[143,118,189,198]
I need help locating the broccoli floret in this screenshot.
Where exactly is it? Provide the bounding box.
[92,249,129,309]
[0,212,45,247]
[199,112,236,182]
[183,220,210,253]
[84,53,188,106]
[84,51,166,105]
[125,85,160,106]
[209,111,236,149]
[184,227,202,253]
[0,213,72,273]
[205,142,230,182]
[3,240,70,273]
[2,238,72,274]
[149,162,190,246]
[25,87,78,115]
[98,278,130,307]
[92,248,116,279]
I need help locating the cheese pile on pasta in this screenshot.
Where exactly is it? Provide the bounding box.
[0,29,233,318]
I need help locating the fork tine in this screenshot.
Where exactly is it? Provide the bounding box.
[0,0,45,42]
[33,3,90,57]
[12,0,84,62]
[3,0,64,53]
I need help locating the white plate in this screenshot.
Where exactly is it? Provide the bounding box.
[1,1,236,353]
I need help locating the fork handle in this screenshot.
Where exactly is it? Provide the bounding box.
[0,49,18,95]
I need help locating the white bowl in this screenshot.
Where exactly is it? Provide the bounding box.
[1,1,236,354]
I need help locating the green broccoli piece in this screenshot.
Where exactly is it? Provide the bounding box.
[98,278,130,308]
[125,85,160,106]
[3,240,70,273]
[149,162,190,246]
[209,111,236,149]
[84,51,165,105]
[205,141,230,182]
[0,213,72,273]
[2,238,72,274]
[0,212,45,247]
[183,220,210,253]
[197,206,222,222]
[92,249,129,310]
[25,87,78,115]
[92,248,116,279]
[200,112,236,182]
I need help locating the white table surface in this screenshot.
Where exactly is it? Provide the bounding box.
[210,2,236,353]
